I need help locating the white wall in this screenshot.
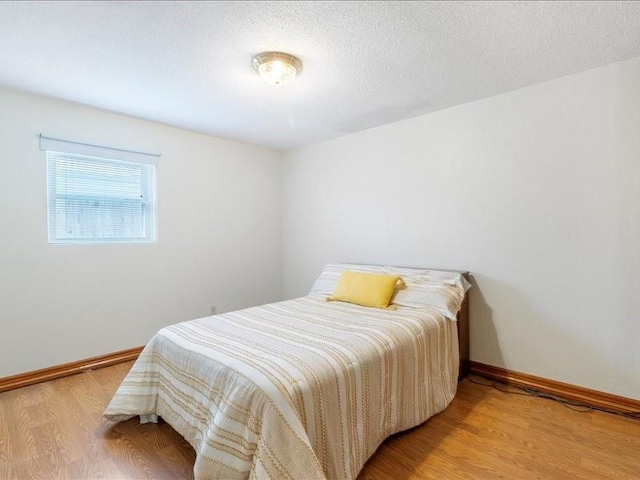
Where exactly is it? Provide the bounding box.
[283,56,640,400]
[3,57,639,401]
[0,88,283,378]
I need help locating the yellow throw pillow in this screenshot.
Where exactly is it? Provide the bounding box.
[328,271,402,309]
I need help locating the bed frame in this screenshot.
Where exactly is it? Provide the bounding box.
[457,272,470,380]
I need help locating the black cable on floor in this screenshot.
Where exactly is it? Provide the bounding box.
[466,374,640,420]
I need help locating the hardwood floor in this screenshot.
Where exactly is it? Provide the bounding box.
[359,380,640,480]
[0,362,194,479]
[1,362,638,479]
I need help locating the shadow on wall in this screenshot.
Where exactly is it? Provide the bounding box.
[468,274,639,400]
[467,274,504,369]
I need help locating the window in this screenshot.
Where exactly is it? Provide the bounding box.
[42,137,157,244]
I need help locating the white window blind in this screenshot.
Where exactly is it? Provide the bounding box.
[46,150,157,244]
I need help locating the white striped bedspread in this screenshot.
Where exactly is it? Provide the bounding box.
[103,294,459,480]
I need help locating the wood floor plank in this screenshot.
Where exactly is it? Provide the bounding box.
[0,394,8,465]
[0,454,8,480]
[1,363,639,479]
[3,389,40,464]
[65,457,128,480]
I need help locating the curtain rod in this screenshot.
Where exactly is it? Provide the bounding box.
[38,134,161,158]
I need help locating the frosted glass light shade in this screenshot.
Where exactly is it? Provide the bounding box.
[252,52,302,86]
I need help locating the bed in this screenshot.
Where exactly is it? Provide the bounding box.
[104,264,470,480]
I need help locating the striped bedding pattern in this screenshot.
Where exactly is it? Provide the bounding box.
[104,294,459,480]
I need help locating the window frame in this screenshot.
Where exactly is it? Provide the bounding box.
[45,150,157,245]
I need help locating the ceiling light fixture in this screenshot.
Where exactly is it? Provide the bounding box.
[252,51,302,86]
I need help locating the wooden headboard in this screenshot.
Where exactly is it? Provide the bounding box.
[457,272,470,380]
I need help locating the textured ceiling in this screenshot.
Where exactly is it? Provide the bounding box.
[1,1,640,150]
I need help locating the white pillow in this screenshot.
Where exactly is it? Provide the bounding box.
[391,272,470,321]
[310,264,470,320]
[309,263,386,295]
